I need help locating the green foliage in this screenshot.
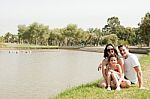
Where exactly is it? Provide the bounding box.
[2,12,150,46]
[102,16,120,35]
[102,34,118,45]
[118,40,129,45]
[3,32,18,43]
[138,12,150,46]
[0,36,4,43]
[18,22,50,45]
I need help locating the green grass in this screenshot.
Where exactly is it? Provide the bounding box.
[140,55,150,70]
[53,55,150,99]
[0,43,7,48]
[16,44,59,49]
[53,81,150,99]
[0,43,59,49]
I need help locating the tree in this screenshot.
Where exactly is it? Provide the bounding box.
[62,24,78,46]
[102,34,118,45]
[102,16,120,35]
[87,28,103,46]
[4,32,13,43]
[18,24,28,44]
[138,12,150,46]
[0,36,4,43]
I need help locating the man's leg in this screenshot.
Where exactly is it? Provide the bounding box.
[120,79,131,88]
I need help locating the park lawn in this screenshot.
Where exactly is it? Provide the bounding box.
[53,55,150,99]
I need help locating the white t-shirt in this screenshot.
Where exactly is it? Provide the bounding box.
[124,53,140,83]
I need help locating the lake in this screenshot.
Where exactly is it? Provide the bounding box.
[0,49,103,99]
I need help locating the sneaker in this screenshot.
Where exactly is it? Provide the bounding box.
[107,87,111,91]
[116,87,121,91]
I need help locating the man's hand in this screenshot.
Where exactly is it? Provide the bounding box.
[139,86,148,90]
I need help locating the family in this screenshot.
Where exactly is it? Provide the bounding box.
[98,44,143,91]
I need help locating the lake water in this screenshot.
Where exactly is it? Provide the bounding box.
[0,49,103,99]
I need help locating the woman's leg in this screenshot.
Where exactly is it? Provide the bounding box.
[98,79,107,88]
[98,65,108,88]
[106,71,111,90]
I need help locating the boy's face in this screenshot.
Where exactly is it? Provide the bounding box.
[109,57,117,65]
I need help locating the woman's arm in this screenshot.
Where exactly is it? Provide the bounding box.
[98,62,102,71]
[101,59,108,81]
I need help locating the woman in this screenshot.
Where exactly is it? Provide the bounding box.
[98,44,125,89]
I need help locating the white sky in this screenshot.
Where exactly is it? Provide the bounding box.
[0,0,149,36]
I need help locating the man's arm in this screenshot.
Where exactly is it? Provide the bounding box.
[116,64,124,85]
[134,66,143,88]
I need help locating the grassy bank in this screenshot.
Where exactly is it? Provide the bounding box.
[0,43,83,50]
[0,43,59,49]
[53,55,150,99]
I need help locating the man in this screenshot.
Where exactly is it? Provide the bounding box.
[118,45,143,89]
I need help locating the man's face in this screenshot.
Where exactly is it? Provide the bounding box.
[118,46,128,58]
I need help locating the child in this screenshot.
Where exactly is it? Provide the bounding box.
[106,54,123,91]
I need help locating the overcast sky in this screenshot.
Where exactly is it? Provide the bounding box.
[0,0,149,36]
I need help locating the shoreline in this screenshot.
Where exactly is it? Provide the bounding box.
[0,46,150,54]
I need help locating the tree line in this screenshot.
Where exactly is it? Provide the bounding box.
[0,12,150,47]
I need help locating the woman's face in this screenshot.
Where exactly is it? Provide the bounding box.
[107,45,114,56]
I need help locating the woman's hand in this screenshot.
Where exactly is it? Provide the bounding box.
[98,63,102,71]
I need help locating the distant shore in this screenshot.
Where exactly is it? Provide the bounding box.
[0,43,149,54]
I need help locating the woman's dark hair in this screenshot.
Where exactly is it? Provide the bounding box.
[104,44,118,58]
